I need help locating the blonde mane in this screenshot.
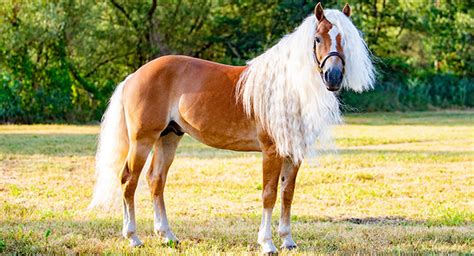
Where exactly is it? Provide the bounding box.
[237,10,374,162]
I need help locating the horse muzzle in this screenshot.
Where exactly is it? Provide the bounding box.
[323,67,343,92]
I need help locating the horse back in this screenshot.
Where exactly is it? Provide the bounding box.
[122,55,260,151]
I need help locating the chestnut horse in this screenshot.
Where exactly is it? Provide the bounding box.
[90,3,374,254]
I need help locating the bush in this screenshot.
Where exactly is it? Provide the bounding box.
[340,58,474,112]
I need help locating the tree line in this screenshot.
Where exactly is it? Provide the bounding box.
[1,0,472,123]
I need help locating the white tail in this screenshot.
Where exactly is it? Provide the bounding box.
[89,76,132,210]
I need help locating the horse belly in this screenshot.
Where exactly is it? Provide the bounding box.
[176,88,260,152]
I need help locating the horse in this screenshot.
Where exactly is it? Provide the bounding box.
[90,2,374,254]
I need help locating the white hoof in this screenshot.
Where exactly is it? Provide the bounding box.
[261,241,278,255]
[128,234,143,247]
[156,228,179,246]
[281,235,297,250]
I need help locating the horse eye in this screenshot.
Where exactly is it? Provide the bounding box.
[315,37,321,43]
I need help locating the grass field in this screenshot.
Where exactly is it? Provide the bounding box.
[1,111,473,254]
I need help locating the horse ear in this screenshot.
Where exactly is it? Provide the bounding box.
[314,2,325,22]
[342,3,351,17]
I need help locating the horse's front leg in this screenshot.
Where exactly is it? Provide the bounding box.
[258,139,283,254]
[278,159,300,250]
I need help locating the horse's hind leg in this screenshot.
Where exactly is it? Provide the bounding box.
[147,133,182,244]
[121,136,155,247]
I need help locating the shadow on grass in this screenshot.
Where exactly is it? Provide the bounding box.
[291,215,423,226]
[1,133,472,158]
[0,133,257,158]
[336,148,472,156]
[0,133,97,156]
[335,216,416,225]
[344,111,474,126]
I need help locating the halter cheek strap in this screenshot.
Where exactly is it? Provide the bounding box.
[313,40,346,75]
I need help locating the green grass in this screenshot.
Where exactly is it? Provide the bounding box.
[1,111,473,254]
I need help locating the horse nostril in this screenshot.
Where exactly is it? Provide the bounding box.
[329,68,343,84]
[324,71,330,82]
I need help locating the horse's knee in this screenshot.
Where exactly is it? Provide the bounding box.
[262,186,278,207]
[281,183,296,204]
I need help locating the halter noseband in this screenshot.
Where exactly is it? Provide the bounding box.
[313,39,345,76]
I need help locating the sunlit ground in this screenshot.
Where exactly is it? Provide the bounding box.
[1,111,473,254]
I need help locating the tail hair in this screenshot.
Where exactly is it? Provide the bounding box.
[89,75,132,210]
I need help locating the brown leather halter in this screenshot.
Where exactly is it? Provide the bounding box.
[313,39,346,76]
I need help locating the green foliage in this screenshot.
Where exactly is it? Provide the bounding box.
[0,238,5,253]
[44,229,52,239]
[341,58,474,111]
[0,0,472,123]
[340,0,473,112]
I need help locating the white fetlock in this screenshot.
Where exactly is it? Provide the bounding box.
[258,231,277,254]
[279,224,297,250]
[258,208,277,254]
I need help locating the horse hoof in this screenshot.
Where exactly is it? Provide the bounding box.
[131,242,144,248]
[282,245,297,250]
[262,252,278,256]
[129,238,143,248]
[261,240,278,255]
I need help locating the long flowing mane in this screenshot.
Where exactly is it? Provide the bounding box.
[237,10,374,162]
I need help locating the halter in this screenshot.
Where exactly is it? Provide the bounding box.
[313,39,345,76]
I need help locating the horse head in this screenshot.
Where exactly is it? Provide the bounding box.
[313,3,351,92]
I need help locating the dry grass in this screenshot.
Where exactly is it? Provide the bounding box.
[1,111,473,254]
